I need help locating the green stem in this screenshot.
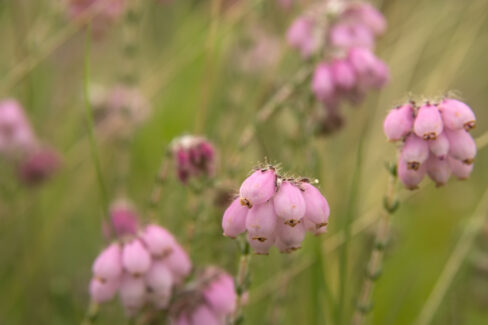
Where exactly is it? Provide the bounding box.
[230,240,252,325]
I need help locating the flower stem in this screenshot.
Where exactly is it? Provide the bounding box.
[351,166,398,325]
[230,240,252,325]
[80,301,98,325]
[147,155,170,221]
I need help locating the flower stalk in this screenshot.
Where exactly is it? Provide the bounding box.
[230,240,251,325]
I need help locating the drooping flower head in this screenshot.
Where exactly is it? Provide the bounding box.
[66,0,126,35]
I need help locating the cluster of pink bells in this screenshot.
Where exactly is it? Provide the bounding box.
[287,1,388,132]
[222,167,330,254]
[90,202,237,324]
[384,98,477,189]
[0,100,60,185]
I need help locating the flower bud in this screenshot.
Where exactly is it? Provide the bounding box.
[287,17,318,58]
[203,274,236,316]
[276,221,306,253]
[119,275,146,315]
[246,201,277,240]
[426,156,451,187]
[448,156,474,180]
[166,243,192,284]
[300,182,329,229]
[438,98,476,131]
[383,104,414,141]
[329,22,374,50]
[146,262,173,309]
[343,3,387,35]
[330,59,357,90]
[0,99,36,155]
[397,158,426,190]
[89,277,119,303]
[273,181,306,226]
[141,224,175,258]
[401,134,429,170]
[303,217,328,236]
[428,132,449,159]
[348,48,389,89]
[445,129,476,164]
[239,168,276,208]
[122,239,151,276]
[222,198,248,238]
[109,200,139,238]
[312,63,335,102]
[414,104,443,140]
[92,243,122,281]
[248,232,275,255]
[17,147,61,185]
[190,305,220,325]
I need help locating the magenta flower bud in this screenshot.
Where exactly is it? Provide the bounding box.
[445,129,476,164]
[17,146,61,186]
[413,104,443,140]
[286,17,318,58]
[438,98,476,131]
[448,156,474,180]
[329,22,374,50]
[222,198,248,238]
[383,104,414,141]
[119,275,146,315]
[146,262,173,309]
[141,224,175,258]
[108,200,139,238]
[428,132,450,159]
[203,274,236,316]
[273,181,306,227]
[300,182,329,229]
[239,168,276,208]
[397,158,426,190]
[312,63,335,102]
[166,243,192,283]
[89,277,119,303]
[246,200,277,241]
[343,3,387,36]
[190,305,220,325]
[330,59,357,90]
[122,239,151,276]
[426,156,451,187]
[247,232,275,255]
[276,221,306,253]
[92,243,122,280]
[348,48,389,89]
[401,134,429,170]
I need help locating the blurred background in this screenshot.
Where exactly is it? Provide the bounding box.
[0,0,488,324]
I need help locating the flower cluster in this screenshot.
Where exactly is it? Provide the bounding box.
[287,1,388,134]
[67,0,126,35]
[170,135,216,184]
[222,166,330,254]
[91,84,151,140]
[90,207,192,315]
[170,267,237,325]
[384,98,477,189]
[0,99,61,185]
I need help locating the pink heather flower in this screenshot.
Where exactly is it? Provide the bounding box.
[90,277,119,303]
[203,273,236,316]
[429,132,450,159]
[329,22,375,50]
[119,275,146,315]
[171,135,216,183]
[92,243,123,281]
[330,59,357,90]
[448,156,474,180]
[303,217,328,236]
[17,146,61,185]
[401,134,429,170]
[67,0,126,35]
[108,200,139,238]
[426,155,451,187]
[445,129,476,164]
[438,98,476,131]
[348,47,389,89]
[122,239,151,276]
[222,197,248,238]
[146,262,173,309]
[343,3,387,36]
[247,232,275,255]
[165,243,192,284]
[312,63,335,102]
[273,181,306,227]
[276,221,306,253]
[246,200,278,241]
[397,158,426,190]
[287,16,318,58]
[383,104,414,142]
[0,99,36,156]
[300,182,329,230]
[190,305,220,325]
[141,224,176,258]
[239,168,276,208]
[413,103,443,140]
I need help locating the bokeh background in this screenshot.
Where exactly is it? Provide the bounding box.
[1,0,488,324]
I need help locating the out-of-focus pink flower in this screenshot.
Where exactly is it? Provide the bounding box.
[0,99,36,157]
[122,239,152,276]
[329,22,375,50]
[287,16,319,58]
[17,146,61,186]
[67,0,126,35]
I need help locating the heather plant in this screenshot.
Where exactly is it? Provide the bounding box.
[2,1,488,325]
